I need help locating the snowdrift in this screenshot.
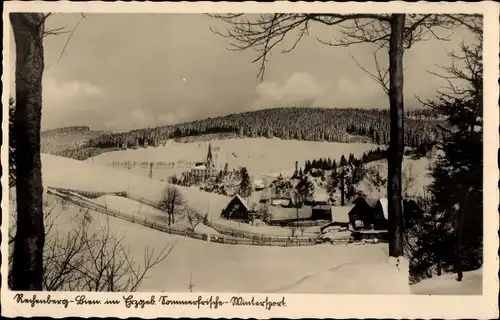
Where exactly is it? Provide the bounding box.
[411,268,482,295]
[268,256,410,294]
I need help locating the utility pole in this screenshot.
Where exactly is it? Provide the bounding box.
[340,170,345,206]
[128,164,132,195]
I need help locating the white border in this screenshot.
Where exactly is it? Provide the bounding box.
[2,1,499,319]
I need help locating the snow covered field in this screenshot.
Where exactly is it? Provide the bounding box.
[41,154,317,237]
[86,138,380,180]
[14,193,408,293]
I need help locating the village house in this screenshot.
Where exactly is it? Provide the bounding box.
[348,196,423,231]
[270,197,293,207]
[220,194,251,221]
[253,179,266,191]
[347,197,386,230]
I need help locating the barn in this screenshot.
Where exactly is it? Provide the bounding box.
[320,205,353,232]
[220,194,251,221]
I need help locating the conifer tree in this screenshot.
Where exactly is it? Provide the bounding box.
[239,167,252,199]
[412,15,483,281]
[340,155,347,167]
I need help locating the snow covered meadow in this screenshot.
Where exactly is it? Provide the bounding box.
[86,138,380,180]
[8,189,409,293]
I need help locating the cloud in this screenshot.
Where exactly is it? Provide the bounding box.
[43,77,103,104]
[252,72,326,109]
[252,71,386,110]
[321,76,387,108]
[40,77,106,130]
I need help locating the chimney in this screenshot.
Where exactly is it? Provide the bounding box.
[295,161,298,173]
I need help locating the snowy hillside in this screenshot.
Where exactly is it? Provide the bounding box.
[86,138,379,180]
[41,154,315,236]
[304,155,435,204]
[359,156,434,199]
[41,153,231,218]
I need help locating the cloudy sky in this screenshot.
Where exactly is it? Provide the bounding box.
[9,14,475,131]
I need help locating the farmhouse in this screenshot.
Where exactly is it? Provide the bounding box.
[220,194,251,221]
[348,197,424,231]
[348,197,388,230]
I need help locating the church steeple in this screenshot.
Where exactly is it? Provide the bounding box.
[206,142,214,167]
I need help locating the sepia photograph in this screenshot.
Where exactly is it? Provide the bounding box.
[1,1,498,319]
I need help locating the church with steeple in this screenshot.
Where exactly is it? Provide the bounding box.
[191,141,217,181]
[206,142,215,170]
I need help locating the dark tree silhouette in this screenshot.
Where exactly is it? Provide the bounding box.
[239,167,252,198]
[9,97,16,188]
[413,15,483,281]
[10,13,48,291]
[159,186,185,226]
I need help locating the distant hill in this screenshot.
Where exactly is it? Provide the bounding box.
[43,107,444,160]
[41,126,110,158]
[88,107,444,148]
[42,126,93,136]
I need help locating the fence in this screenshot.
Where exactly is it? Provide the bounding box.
[50,187,127,199]
[107,160,196,169]
[47,188,318,247]
[126,193,318,244]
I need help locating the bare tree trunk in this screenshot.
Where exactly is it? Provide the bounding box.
[10,13,46,290]
[455,196,466,281]
[387,14,405,258]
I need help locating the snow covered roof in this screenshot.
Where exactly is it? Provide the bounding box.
[377,198,420,221]
[234,194,250,211]
[378,197,389,220]
[271,198,291,206]
[313,205,332,210]
[313,192,330,202]
[331,205,354,223]
[365,198,379,208]
[194,165,207,170]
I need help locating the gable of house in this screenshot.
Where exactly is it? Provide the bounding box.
[222,195,250,219]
